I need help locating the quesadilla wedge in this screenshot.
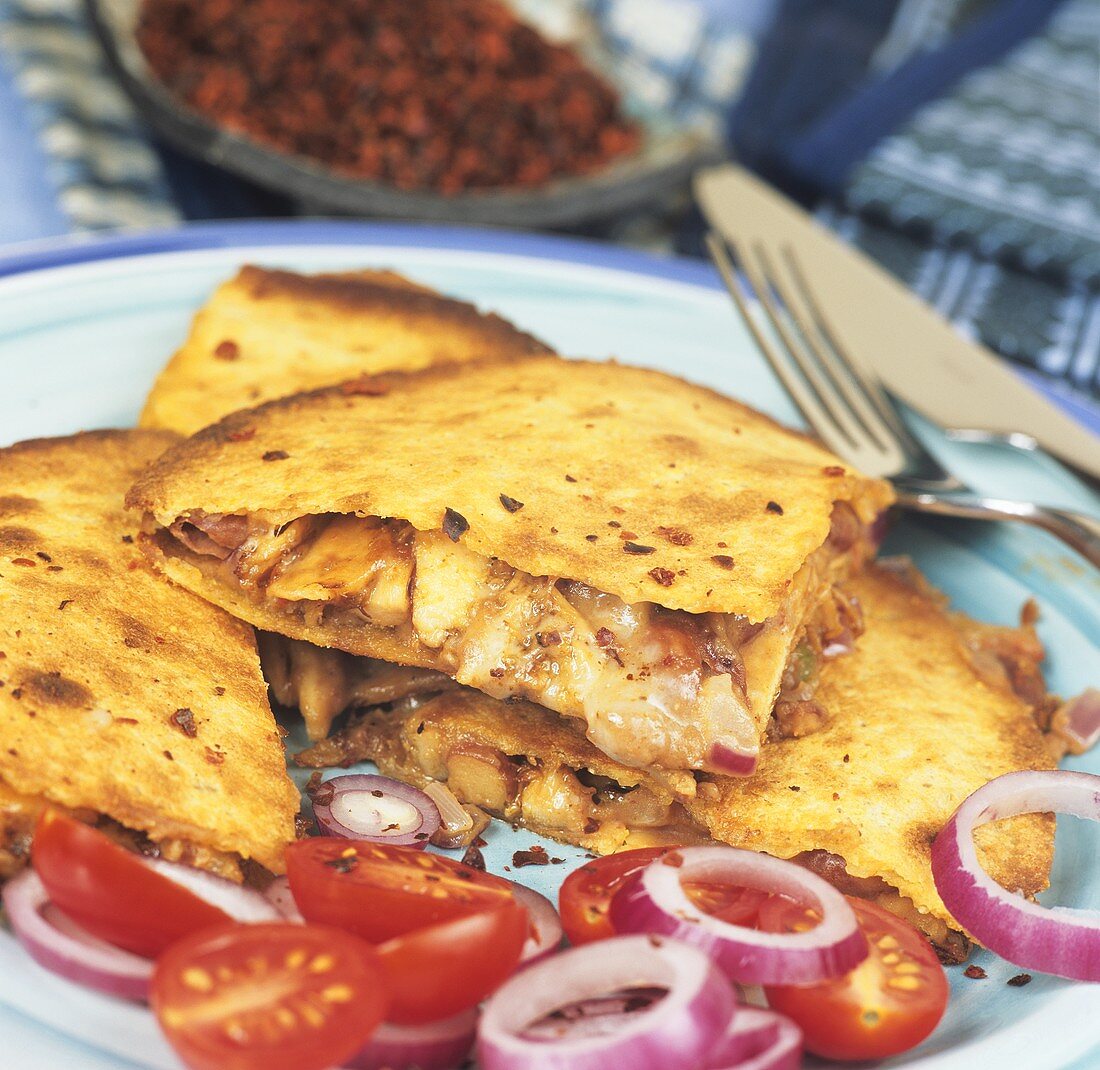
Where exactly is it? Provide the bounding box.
[294,564,1058,960]
[0,430,299,880]
[139,265,552,436]
[129,357,894,782]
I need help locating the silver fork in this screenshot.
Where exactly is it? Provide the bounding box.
[705,231,1100,570]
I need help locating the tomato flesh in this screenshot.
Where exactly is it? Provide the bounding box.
[31,810,231,958]
[378,900,528,1024]
[152,922,387,1070]
[558,847,673,945]
[286,839,515,943]
[764,897,948,1062]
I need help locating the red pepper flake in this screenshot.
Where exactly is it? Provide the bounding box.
[711,555,735,569]
[170,707,198,737]
[656,526,693,546]
[442,508,469,542]
[214,686,225,696]
[461,845,486,870]
[843,754,850,763]
[607,521,622,528]
[227,426,256,442]
[262,450,289,462]
[339,375,390,396]
[499,494,524,513]
[47,565,64,572]
[121,534,134,544]
[1007,973,1032,987]
[11,558,35,567]
[489,667,505,679]
[648,567,675,587]
[623,542,656,555]
[36,551,52,562]
[765,501,784,515]
[964,965,987,979]
[203,746,225,766]
[823,466,846,477]
[513,846,549,868]
[619,530,638,540]
[214,339,240,361]
[163,750,174,761]
[10,688,22,700]
[58,599,73,611]
[585,534,598,542]
[564,474,577,483]
[789,785,801,792]
[536,631,562,647]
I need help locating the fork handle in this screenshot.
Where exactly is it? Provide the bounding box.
[895,491,1100,571]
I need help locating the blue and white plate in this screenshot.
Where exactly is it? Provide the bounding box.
[0,222,1097,1070]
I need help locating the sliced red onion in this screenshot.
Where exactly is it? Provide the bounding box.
[512,884,564,965]
[712,1011,801,1070]
[477,934,735,1070]
[344,1008,478,1070]
[931,769,1100,981]
[312,774,440,848]
[610,846,867,985]
[2,870,153,1001]
[263,875,304,922]
[706,743,758,777]
[1054,689,1100,754]
[143,859,281,923]
[705,1006,780,1067]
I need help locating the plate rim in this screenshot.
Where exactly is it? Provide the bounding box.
[1,220,1096,435]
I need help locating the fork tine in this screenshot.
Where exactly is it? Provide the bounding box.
[705,232,852,458]
[746,241,886,454]
[777,245,927,455]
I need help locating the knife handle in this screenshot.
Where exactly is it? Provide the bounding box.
[895,492,1100,571]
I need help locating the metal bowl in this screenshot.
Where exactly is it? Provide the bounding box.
[85,0,721,228]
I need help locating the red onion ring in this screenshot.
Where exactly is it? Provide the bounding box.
[344,1008,478,1070]
[707,743,758,777]
[705,1006,780,1067]
[263,875,304,922]
[312,774,441,847]
[2,870,153,1001]
[477,934,735,1070]
[932,769,1100,981]
[712,1010,801,1070]
[511,884,563,965]
[610,846,867,985]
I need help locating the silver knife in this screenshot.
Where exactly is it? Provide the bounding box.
[695,165,1100,480]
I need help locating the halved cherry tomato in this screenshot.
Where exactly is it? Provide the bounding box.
[152,922,387,1070]
[285,839,515,943]
[763,897,949,1062]
[31,810,231,958]
[558,847,673,945]
[378,900,528,1024]
[558,847,770,944]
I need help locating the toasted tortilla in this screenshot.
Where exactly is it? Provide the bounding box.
[296,564,1056,945]
[0,431,299,875]
[139,266,552,436]
[130,355,893,620]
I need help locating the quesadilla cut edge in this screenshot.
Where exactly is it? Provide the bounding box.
[0,430,300,878]
[293,563,1060,959]
[130,357,894,777]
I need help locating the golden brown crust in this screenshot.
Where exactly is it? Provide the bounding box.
[138,266,551,436]
[697,565,1056,933]
[0,430,299,873]
[130,356,894,619]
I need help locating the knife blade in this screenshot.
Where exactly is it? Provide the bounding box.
[695,165,1100,480]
